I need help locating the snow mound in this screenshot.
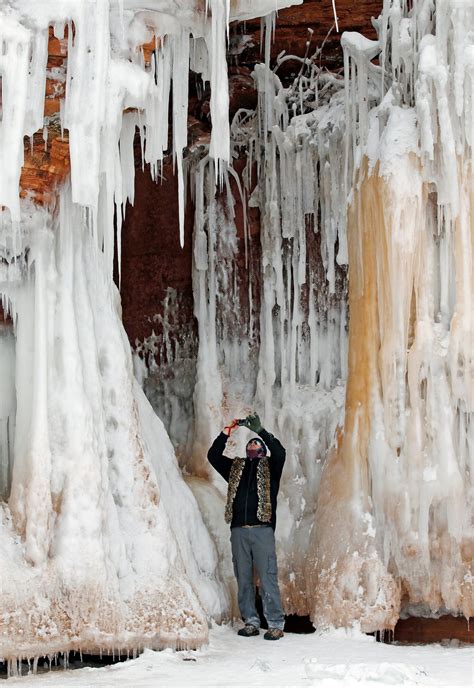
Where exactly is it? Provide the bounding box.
[304,658,427,686]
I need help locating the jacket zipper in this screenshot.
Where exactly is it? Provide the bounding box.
[244,460,256,524]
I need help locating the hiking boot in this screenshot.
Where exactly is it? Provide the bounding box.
[263,628,284,640]
[237,624,259,637]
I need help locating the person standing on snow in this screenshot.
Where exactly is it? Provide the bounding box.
[207,412,286,640]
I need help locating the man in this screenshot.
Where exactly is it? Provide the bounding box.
[207,412,286,640]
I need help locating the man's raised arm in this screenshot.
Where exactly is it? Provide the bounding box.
[207,420,239,482]
[259,428,286,470]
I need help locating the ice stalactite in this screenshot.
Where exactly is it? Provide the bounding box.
[191,156,261,475]
[1,0,298,266]
[310,0,473,631]
[0,13,32,222]
[191,159,226,475]
[0,0,301,661]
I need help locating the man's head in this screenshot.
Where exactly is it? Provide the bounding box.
[246,437,267,460]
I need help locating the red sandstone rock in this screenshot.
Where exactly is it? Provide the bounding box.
[20,133,70,208]
[235,0,381,75]
[120,159,196,352]
[392,616,473,644]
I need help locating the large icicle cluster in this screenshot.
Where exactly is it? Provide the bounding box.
[0,0,302,664]
[143,0,473,630]
[0,0,301,254]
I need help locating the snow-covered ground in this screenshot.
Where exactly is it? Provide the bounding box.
[6,624,472,688]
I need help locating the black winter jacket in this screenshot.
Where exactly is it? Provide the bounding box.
[207,429,286,530]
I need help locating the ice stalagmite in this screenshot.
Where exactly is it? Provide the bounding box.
[0,0,301,663]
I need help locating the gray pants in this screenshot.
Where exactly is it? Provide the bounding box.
[231,526,285,631]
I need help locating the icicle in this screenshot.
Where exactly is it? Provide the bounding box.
[331,0,339,33]
[207,0,231,181]
[64,3,110,210]
[24,28,48,137]
[145,37,172,177]
[171,30,190,248]
[0,323,16,501]
[0,12,30,221]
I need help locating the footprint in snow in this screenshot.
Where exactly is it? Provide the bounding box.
[250,658,271,672]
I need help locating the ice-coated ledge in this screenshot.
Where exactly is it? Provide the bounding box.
[121,0,303,23]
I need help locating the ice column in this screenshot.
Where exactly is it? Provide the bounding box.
[0,325,16,502]
[310,0,473,630]
[0,192,226,659]
[0,13,30,221]
[186,47,350,614]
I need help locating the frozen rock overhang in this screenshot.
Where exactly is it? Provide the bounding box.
[122,0,302,22]
[0,0,301,247]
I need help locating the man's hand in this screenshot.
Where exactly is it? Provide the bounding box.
[223,419,239,436]
[240,412,263,433]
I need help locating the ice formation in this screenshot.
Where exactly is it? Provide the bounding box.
[0,196,227,663]
[0,0,472,665]
[0,0,301,664]
[142,0,473,631]
[309,0,473,631]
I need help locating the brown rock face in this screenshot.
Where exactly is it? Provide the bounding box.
[0,305,11,324]
[120,159,196,352]
[18,28,69,209]
[44,29,67,113]
[233,0,380,76]
[21,133,70,208]
[392,616,473,644]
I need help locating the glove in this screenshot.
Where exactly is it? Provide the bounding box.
[240,412,263,433]
[223,419,239,436]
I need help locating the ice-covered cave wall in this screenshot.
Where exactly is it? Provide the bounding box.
[0,0,303,664]
[310,0,473,630]
[0,0,472,664]
[133,0,473,632]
